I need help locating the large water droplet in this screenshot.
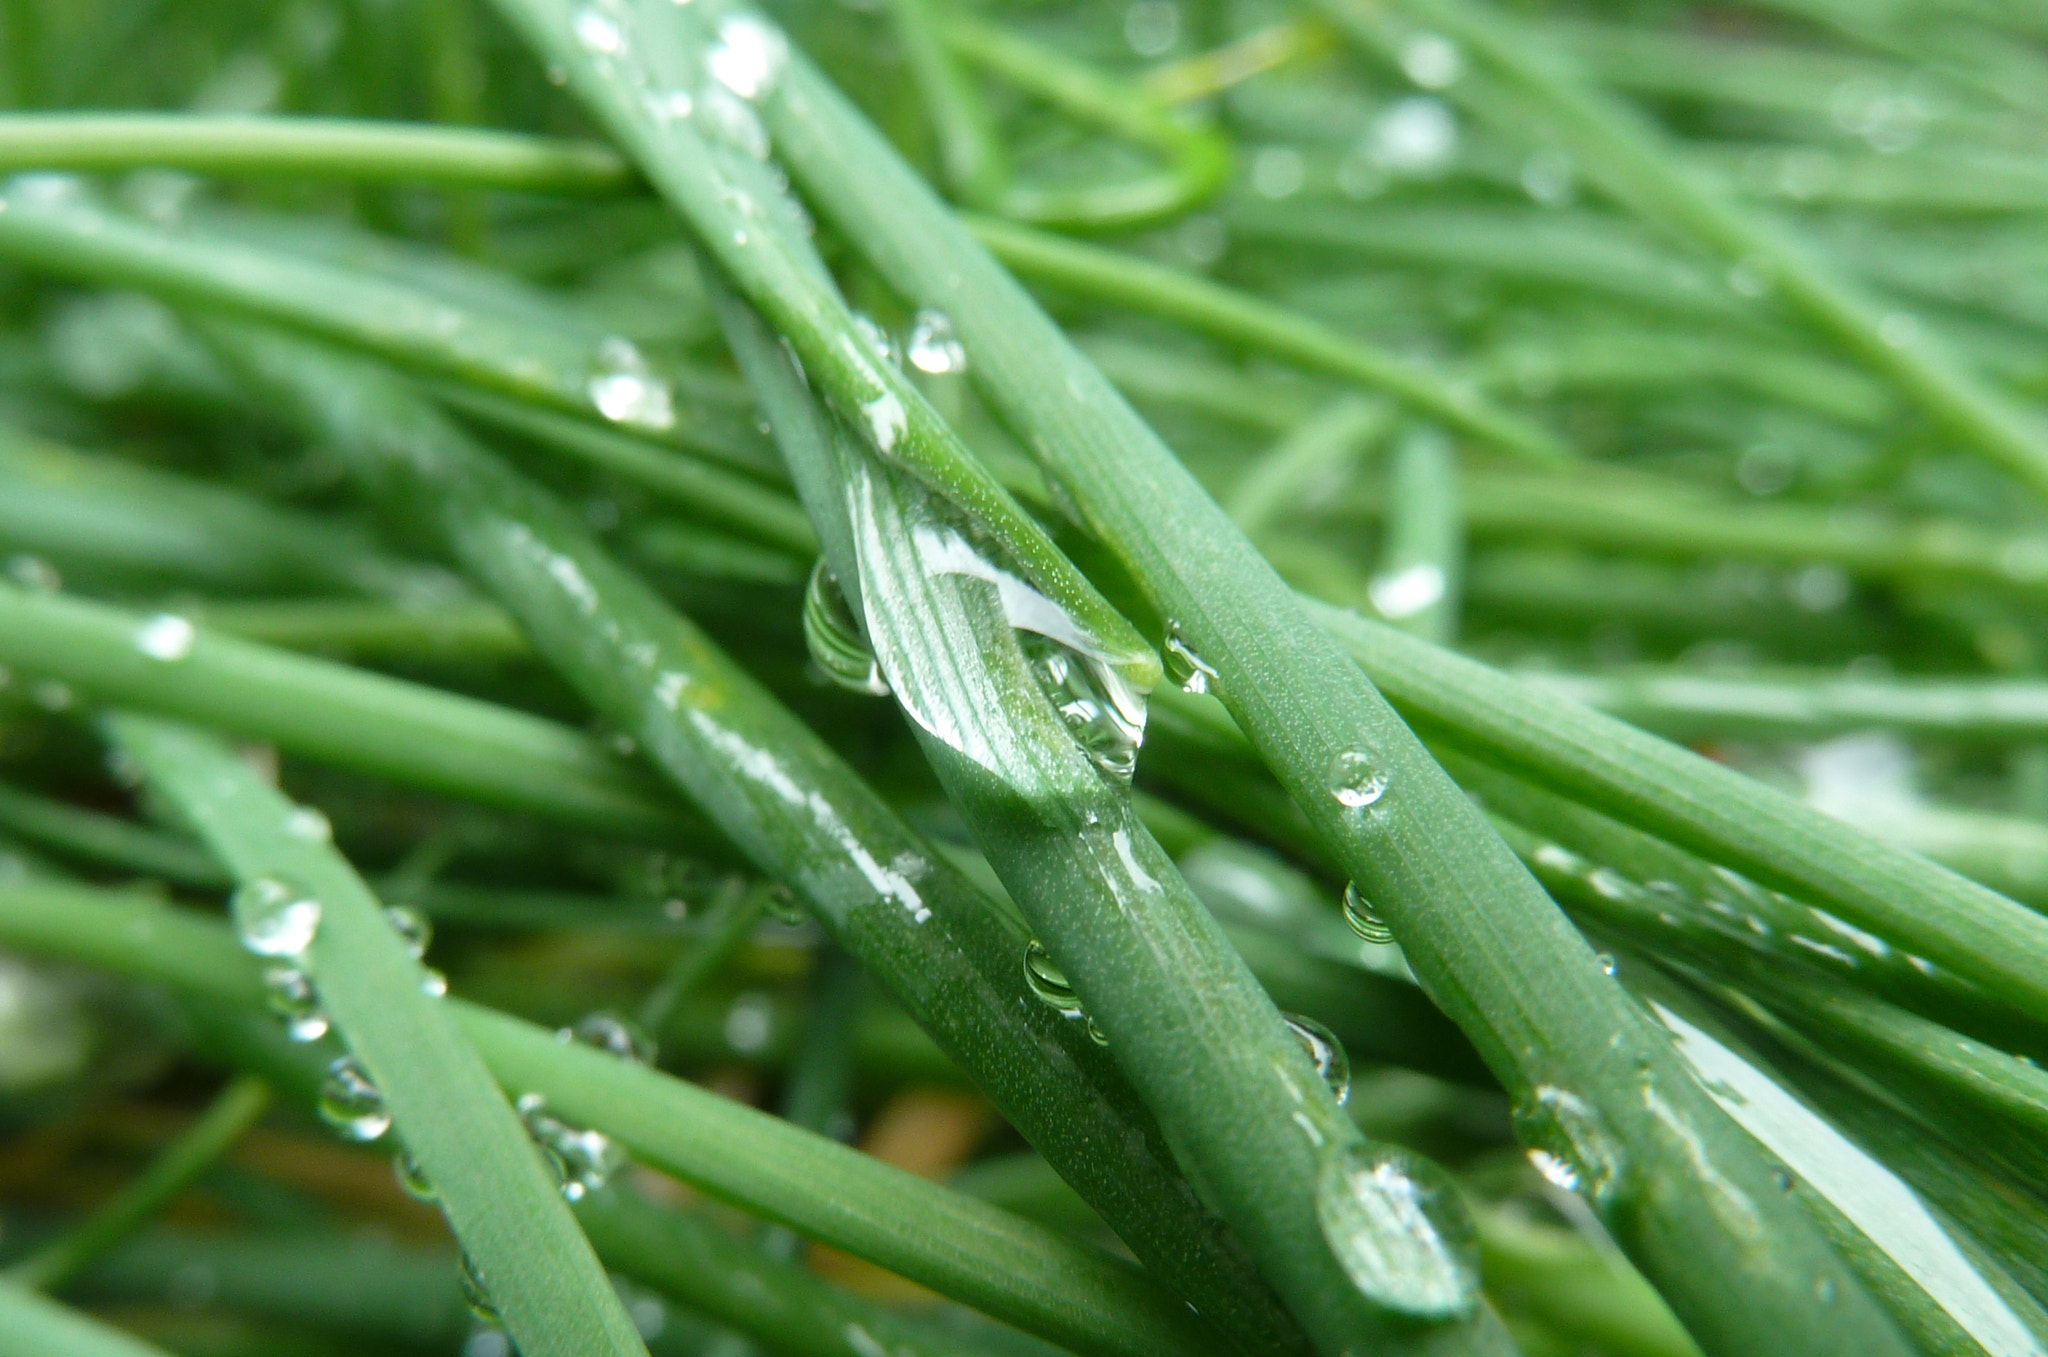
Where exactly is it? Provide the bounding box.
[134,613,196,661]
[905,309,966,375]
[803,560,889,695]
[232,877,322,960]
[705,13,788,100]
[263,966,329,1042]
[319,1057,390,1141]
[460,1250,500,1325]
[1030,640,1145,781]
[587,336,676,432]
[1342,881,1395,944]
[1327,747,1390,810]
[1315,1142,1480,1318]
[560,1010,657,1066]
[1161,620,1218,695]
[1024,939,1109,1045]
[383,906,431,960]
[1286,1013,1351,1105]
[1513,1084,1626,1206]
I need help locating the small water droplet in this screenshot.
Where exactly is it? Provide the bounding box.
[723,991,775,1053]
[419,967,449,998]
[852,312,901,368]
[803,561,889,695]
[460,1250,500,1324]
[1527,1148,1579,1192]
[573,7,624,54]
[1815,1276,1838,1304]
[1773,1167,1796,1192]
[1162,621,1218,695]
[1024,939,1107,1043]
[694,85,770,158]
[1399,32,1462,88]
[587,336,677,432]
[518,1092,626,1201]
[905,309,966,374]
[1286,1013,1352,1105]
[1596,952,1617,976]
[394,1149,437,1202]
[761,882,807,927]
[232,876,322,959]
[283,807,331,842]
[5,554,61,593]
[1328,748,1390,810]
[1315,1141,1480,1318]
[263,966,328,1042]
[561,1010,657,1065]
[382,905,430,959]
[1343,881,1396,944]
[1512,1084,1626,1206]
[319,1056,390,1141]
[1368,564,1446,621]
[705,13,788,100]
[133,614,196,661]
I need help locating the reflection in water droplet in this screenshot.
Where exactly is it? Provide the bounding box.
[1528,1148,1579,1192]
[134,614,196,661]
[263,966,329,1042]
[1286,1013,1351,1105]
[384,906,431,960]
[1162,621,1218,695]
[1031,640,1146,781]
[706,13,788,100]
[587,336,676,432]
[1315,1141,1480,1318]
[1343,881,1395,944]
[460,1250,500,1325]
[905,309,966,374]
[319,1057,390,1141]
[803,560,889,695]
[1024,939,1110,1044]
[395,1149,437,1203]
[1328,747,1390,809]
[232,877,322,959]
[561,1010,657,1066]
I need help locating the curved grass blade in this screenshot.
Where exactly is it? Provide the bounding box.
[702,14,1911,1353]
[0,114,631,191]
[193,317,1286,1357]
[0,879,1217,1357]
[105,712,650,1357]
[0,1282,179,1357]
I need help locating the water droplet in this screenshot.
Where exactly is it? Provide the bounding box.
[263,966,328,1042]
[587,336,676,432]
[803,560,889,695]
[232,877,322,960]
[905,309,966,375]
[1596,952,1617,977]
[1512,1084,1626,1206]
[374,905,428,960]
[460,1250,500,1324]
[1773,1167,1796,1192]
[319,1057,390,1141]
[695,86,770,159]
[1286,1013,1352,1105]
[573,7,624,55]
[394,1149,436,1202]
[518,1092,626,1201]
[1527,1148,1579,1191]
[1162,621,1217,695]
[852,312,901,368]
[761,882,807,927]
[1029,640,1146,781]
[1327,748,1390,810]
[647,87,693,121]
[723,991,775,1053]
[1367,96,1457,176]
[1343,881,1395,944]
[1123,0,1180,56]
[1520,149,1574,205]
[1315,1141,1480,1318]
[706,13,787,100]
[283,807,331,842]
[1024,939,1108,1043]
[5,554,61,593]
[561,1010,657,1065]
[1399,32,1462,88]
[1367,564,1445,620]
[133,614,195,661]
[419,967,449,998]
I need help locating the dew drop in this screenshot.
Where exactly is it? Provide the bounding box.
[723,991,775,1053]
[232,876,322,960]
[419,967,449,998]
[384,905,431,960]
[134,613,196,661]
[572,7,624,54]
[1342,881,1396,944]
[587,336,676,432]
[1029,640,1146,781]
[1024,939,1107,1042]
[761,882,807,927]
[705,13,788,100]
[1527,1148,1579,1192]
[852,312,901,368]
[694,86,770,159]
[1367,563,1445,621]
[1399,32,1463,88]
[319,1056,390,1141]
[460,1250,500,1325]
[1327,748,1390,810]
[1512,1084,1626,1206]
[394,1149,437,1203]
[263,966,329,1042]
[1286,1013,1352,1105]
[518,1092,626,1201]
[905,308,966,375]
[561,1010,657,1066]
[1595,952,1618,977]
[1161,621,1218,695]
[1315,1141,1480,1318]
[283,807,331,843]
[803,560,889,695]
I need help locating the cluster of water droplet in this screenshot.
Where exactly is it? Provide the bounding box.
[1023,939,1108,1045]
[802,560,889,695]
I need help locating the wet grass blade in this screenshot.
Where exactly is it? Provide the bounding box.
[104,712,650,1357]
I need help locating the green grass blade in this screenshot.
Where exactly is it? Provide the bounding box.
[0,880,1216,1357]
[0,114,630,190]
[710,16,1909,1353]
[1372,426,1463,647]
[104,712,649,1357]
[0,1281,178,1357]
[0,780,228,888]
[1224,395,1392,541]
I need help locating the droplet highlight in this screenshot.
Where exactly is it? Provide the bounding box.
[263,966,329,1042]
[905,309,966,375]
[134,614,196,661]
[1327,747,1390,810]
[587,336,676,432]
[232,876,322,960]
[1024,939,1109,1045]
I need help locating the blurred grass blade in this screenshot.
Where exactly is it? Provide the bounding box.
[0,1282,179,1357]
[105,712,649,1357]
